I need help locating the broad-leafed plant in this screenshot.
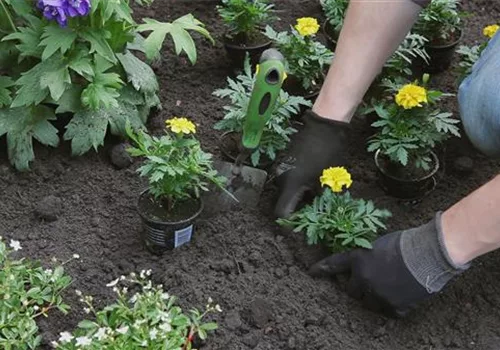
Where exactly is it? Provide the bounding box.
[126,118,227,210]
[0,0,212,170]
[264,18,334,91]
[320,0,349,34]
[278,167,391,252]
[0,237,74,349]
[54,271,221,350]
[413,0,463,44]
[367,76,460,170]
[217,0,276,41]
[213,57,310,167]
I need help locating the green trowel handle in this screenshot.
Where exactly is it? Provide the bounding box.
[242,49,286,150]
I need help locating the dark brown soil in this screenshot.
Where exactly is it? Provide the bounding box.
[138,191,201,222]
[1,1,500,349]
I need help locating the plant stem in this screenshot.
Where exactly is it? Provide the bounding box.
[0,0,17,33]
[182,327,195,350]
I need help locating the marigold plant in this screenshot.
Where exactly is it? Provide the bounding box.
[278,168,391,252]
[264,19,333,91]
[414,0,463,44]
[483,24,499,38]
[126,118,226,209]
[367,76,460,170]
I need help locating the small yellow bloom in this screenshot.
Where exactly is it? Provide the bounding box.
[295,17,320,37]
[395,84,428,109]
[282,71,288,82]
[166,117,196,135]
[483,24,499,39]
[255,64,260,75]
[320,167,352,193]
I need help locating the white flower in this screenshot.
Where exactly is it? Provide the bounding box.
[94,327,107,341]
[75,289,82,296]
[120,275,126,280]
[9,240,21,251]
[113,287,119,293]
[83,307,91,314]
[51,257,58,263]
[161,292,170,300]
[130,293,139,304]
[73,254,80,259]
[106,278,119,288]
[133,319,146,328]
[208,297,213,304]
[116,326,129,335]
[75,336,92,346]
[159,322,172,332]
[146,269,152,276]
[33,305,39,311]
[149,328,158,340]
[140,270,146,279]
[122,287,128,294]
[144,281,152,290]
[50,341,58,348]
[141,340,147,347]
[44,269,53,276]
[215,304,223,313]
[58,332,74,343]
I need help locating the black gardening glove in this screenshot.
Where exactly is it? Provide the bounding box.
[274,110,350,218]
[309,213,470,317]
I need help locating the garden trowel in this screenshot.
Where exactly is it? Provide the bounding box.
[212,49,287,209]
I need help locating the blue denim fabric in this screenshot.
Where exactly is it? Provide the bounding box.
[458,32,500,158]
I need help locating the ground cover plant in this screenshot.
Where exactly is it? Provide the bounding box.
[1,0,500,349]
[414,0,463,44]
[0,0,211,170]
[213,57,310,167]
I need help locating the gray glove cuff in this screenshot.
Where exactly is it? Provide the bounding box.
[400,212,470,293]
[410,0,431,7]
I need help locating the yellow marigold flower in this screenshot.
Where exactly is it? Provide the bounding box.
[483,24,500,38]
[395,84,428,109]
[166,117,196,134]
[320,167,352,193]
[295,17,320,37]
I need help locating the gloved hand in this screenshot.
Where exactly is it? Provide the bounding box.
[274,110,350,218]
[309,213,470,317]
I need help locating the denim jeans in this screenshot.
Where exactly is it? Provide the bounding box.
[458,32,500,158]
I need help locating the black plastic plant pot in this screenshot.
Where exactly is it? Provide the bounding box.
[218,131,273,169]
[322,20,340,51]
[223,34,272,68]
[282,75,321,115]
[137,190,204,255]
[422,31,463,74]
[374,150,439,200]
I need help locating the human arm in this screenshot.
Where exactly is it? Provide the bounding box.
[275,0,429,218]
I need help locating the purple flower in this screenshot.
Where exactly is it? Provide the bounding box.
[37,0,91,27]
[65,0,91,17]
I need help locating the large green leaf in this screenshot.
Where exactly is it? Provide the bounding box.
[2,25,43,59]
[0,105,59,171]
[137,14,213,62]
[39,24,78,60]
[117,52,158,95]
[64,96,144,156]
[11,54,70,107]
[0,76,14,107]
[79,29,117,63]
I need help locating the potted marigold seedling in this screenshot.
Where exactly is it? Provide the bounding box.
[278,167,391,252]
[413,0,464,73]
[320,0,349,50]
[265,18,334,100]
[367,76,461,199]
[213,57,310,168]
[55,272,221,349]
[127,118,227,254]
[217,0,276,67]
[456,24,499,83]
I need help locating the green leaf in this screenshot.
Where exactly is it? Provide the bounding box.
[117,52,159,95]
[137,14,213,62]
[0,76,14,107]
[64,96,144,156]
[11,54,68,107]
[0,105,59,170]
[79,29,117,63]
[78,320,97,329]
[81,83,120,110]
[55,85,84,114]
[68,51,94,77]
[39,24,78,60]
[201,322,218,331]
[2,26,43,59]
[354,238,373,249]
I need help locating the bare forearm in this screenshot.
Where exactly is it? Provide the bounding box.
[313,0,422,122]
[442,174,500,265]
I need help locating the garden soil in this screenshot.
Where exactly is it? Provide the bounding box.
[1,1,500,349]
